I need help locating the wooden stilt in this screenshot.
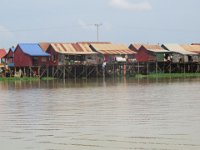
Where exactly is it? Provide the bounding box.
[23,67,26,77]
[156,62,158,74]
[14,67,16,76]
[119,64,121,76]
[96,65,98,78]
[103,64,105,78]
[124,64,126,77]
[38,66,40,78]
[137,62,140,74]
[63,66,65,80]
[86,65,88,78]
[184,63,185,74]
[163,62,165,73]
[75,65,77,80]
[52,66,54,77]
[29,67,32,77]
[47,66,49,78]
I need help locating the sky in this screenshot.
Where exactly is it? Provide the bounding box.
[0,0,199,49]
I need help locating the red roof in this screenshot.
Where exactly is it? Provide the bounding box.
[0,49,7,58]
[191,43,200,45]
[39,43,50,52]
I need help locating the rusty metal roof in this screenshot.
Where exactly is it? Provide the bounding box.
[132,44,142,50]
[191,43,200,45]
[39,43,50,52]
[77,42,111,44]
[142,44,169,53]
[147,49,170,53]
[129,43,143,50]
[77,43,95,53]
[163,44,197,55]
[51,43,76,54]
[181,44,200,54]
[142,44,163,50]
[90,44,135,55]
[50,43,96,55]
[0,49,6,58]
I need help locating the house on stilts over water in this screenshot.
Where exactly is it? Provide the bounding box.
[13,43,50,77]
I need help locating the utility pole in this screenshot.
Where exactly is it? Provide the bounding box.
[94,24,102,42]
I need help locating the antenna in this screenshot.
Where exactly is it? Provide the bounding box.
[94,24,102,42]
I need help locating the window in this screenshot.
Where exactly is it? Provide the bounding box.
[33,57,38,66]
[41,57,47,62]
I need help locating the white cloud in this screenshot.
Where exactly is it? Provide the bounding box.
[109,0,152,12]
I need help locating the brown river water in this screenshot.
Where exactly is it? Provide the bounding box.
[0,78,200,150]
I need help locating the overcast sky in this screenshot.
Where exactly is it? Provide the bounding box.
[0,0,199,49]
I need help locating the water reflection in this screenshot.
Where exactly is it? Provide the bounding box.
[0,78,200,150]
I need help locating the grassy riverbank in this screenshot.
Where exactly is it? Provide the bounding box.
[1,73,200,81]
[135,73,200,79]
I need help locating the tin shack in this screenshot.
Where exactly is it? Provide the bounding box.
[3,47,15,67]
[90,43,135,63]
[181,44,200,62]
[162,44,198,63]
[133,44,171,62]
[0,48,6,64]
[45,42,97,66]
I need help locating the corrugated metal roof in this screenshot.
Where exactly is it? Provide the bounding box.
[191,43,200,45]
[39,43,50,52]
[90,44,135,54]
[51,43,96,55]
[147,49,170,53]
[181,44,200,53]
[77,43,96,53]
[77,42,111,44]
[142,44,169,53]
[131,44,142,50]
[10,47,15,52]
[19,43,50,56]
[143,44,163,50]
[3,47,14,58]
[0,49,6,58]
[51,43,75,54]
[163,44,197,55]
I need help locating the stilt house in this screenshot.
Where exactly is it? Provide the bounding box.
[90,43,135,63]
[4,47,15,67]
[14,43,50,67]
[45,43,97,66]
[133,44,171,62]
[0,49,6,64]
[181,44,200,62]
[162,44,198,63]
